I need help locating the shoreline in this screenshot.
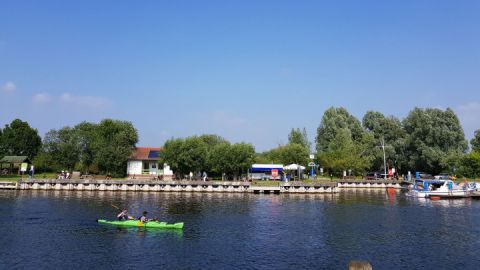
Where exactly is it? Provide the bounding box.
[0,179,407,193]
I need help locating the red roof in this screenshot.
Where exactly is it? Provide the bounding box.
[130,147,161,160]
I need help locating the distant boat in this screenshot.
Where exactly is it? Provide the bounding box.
[407,179,474,198]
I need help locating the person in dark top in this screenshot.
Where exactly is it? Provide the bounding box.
[139,211,150,223]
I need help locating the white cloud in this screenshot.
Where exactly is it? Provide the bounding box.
[32,93,52,104]
[2,81,16,93]
[60,92,111,108]
[30,92,112,109]
[456,102,480,138]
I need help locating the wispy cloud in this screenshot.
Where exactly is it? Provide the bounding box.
[1,81,16,93]
[60,92,111,108]
[32,93,52,104]
[30,92,112,109]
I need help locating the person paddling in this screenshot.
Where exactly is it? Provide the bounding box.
[139,211,151,223]
[117,209,133,221]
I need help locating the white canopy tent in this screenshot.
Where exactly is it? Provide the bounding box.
[284,164,306,170]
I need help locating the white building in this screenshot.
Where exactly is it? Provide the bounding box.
[127,147,173,179]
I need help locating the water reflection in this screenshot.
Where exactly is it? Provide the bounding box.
[111,226,184,238]
[1,189,480,269]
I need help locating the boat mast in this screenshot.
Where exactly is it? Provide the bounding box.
[381,137,387,180]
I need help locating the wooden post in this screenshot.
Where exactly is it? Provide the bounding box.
[348,261,372,270]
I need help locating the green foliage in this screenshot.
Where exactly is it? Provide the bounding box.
[32,151,57,173]
[0,119,42,159]
[314,108,370,176]
[363,111,405,142]
[403,108,467,174]
[471,130,480,153]
[40,119,138,177]
[230,143,256,176]
[74,122,97,172]
[162,135,255,179]
[199,134,228,147]
[160,138,186,174]
[257,143,309,165]
[0,128,3,158]
[208,142,255,179]
[161,136,209,175]
[42,127,81,170]
[362,111,406,172]
[318,128,370,176]
[92,119,138,177]
[288,128,311,150]
[316,107,364,153]
[458,152,480,178]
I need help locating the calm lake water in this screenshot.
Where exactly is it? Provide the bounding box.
[1,189,479,270]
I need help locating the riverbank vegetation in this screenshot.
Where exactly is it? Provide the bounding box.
[1,106,480,179]
[0,119,137,177]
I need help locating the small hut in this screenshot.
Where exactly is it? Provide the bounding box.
[0,156,32,174]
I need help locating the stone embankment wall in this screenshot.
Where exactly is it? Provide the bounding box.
[11,179,405,193]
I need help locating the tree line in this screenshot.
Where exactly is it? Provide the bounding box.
[161,135,255,180]
[0,119,137,177]
[313,107,480,177]
[1,106,480,179]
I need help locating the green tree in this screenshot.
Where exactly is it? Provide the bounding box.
[316,107,364,153]
[42,127,81,170]
[32,151,57,173]
[0,127,3,158]
[206,142,255,180]
[229,143,256,179]
[161,136,209,177]
[74,122,97,173]
[199,134,228,147]
[318,128,370,177]
[0,119,42,159]
[288,128,311,150]
[208,142,232,178]
[362,111,406,173]
[257,143,309,166]
[403,108,468,174]
[458,152,480,178]
[182,136,209,173]
[471,130,480,153]
[92,119,138,177]
[161,138,186,176]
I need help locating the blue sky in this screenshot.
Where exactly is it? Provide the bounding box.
[1,0,479,151]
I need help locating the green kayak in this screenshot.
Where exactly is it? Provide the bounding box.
[97,219,184,229]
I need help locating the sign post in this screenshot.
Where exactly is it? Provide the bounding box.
[308,162,315,179]
[20,163,28,180]
[309,154,315,179]
[271,169,278,180]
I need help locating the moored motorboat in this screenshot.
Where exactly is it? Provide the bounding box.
[407,179,474,199]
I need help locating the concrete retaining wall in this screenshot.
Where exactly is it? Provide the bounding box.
[16,179,404,193]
